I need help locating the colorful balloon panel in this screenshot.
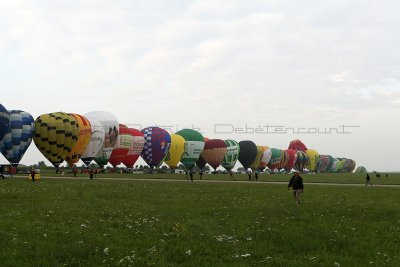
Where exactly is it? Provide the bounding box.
[288,139,308,152]
[108,125,134,167]
[260,148,272,170]
[305,149,320,172]
[276,150,289,170]
[0,104,10,142]
[284,149,297,171]
[250,146,264,171]
[164,134,185,168]
[33,112,79,167]
[294,151,308,171]
[267,148,282,170]
[81,118,105,166]
[222,139,240,171]
[202,139,227,170]
[176,129,204,170]
[238,140,257,170]
[0,110,34,166]
[85,111,119,167]
[141,127,171,168]
[65,113,92,165]
[121,128,144,168]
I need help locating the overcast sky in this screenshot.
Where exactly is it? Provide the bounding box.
[1,0,399,171]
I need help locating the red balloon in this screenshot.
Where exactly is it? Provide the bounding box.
[201,139,227,170]
[288,139,308,152]
[284,149,297,171]
[121,128,145,168]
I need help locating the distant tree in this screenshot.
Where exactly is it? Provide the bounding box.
[38,161,47,169]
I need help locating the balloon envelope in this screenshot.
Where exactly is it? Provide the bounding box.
[294,151,309,171]
[250,146,264,171]
[238,141,257,170]
[276,150,289,170]
[33,112,79,168]
[0,110,34,167]
[81,118,105,166]
[65,114,92,166]
[0,104,10,142]
[267,148,282,170]
[202,139,227,170]
[260,148,272,170]
[108,125,134,168]
[85,111,119,167]
[318,155,334,173]
[176,129,204,170]
[288,139,308,152]
[221,139,240,171]
[164,134,185,168]
[121,128,144,168]
[305,149,320,172]
[284,149,297,171]
[141,127,171,168]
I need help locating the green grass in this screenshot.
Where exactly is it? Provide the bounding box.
[0,178,399,266]
[34,169,400,185]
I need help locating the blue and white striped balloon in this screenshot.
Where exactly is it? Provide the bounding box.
[0,110,35,166]
[0,104,10,142]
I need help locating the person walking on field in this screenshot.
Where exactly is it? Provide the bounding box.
[288,171,304,204]
[366,173,372,186]
[30,169,36,182]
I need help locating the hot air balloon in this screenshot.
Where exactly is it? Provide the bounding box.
[305,149,320,172]
[201,139,227,170]
[0,110,34,167]
[266,148,282,171]
[288,139,308,152]
[336,158,346,173]
[176,129,204,170]
[85,111,119,168]
[250,146,264,171]
[238,141,257,170]
[343,159,356,173]
[355,166,367,173]
[121,128,144,168]
[164,134,185,169]
[195,137,209,170]
[318,155,334,173]
[284,149,297,171]
[276,150,289,170]
[0,104,10,142]
[260,147,272,170]
[108,125,134,168]
[221,139,240,171]
[81,119,106,166]
[33,112,79,169]
[65,114,92,166]
[141,127,171,168]
[328,157,339,173]
[294,151,308,172]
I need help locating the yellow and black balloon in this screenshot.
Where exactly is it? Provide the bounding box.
[33,112,79,168]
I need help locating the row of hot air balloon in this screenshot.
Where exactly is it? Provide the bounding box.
[0,104,356,173]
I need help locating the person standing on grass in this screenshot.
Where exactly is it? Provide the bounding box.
[189,170,194,182]
[366,173,372,186]
[247,169,252,181]
[199,170,203,180]
[288,171,304,204]
[30,169,36,182]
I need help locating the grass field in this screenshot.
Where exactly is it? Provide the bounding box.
[34,169,400,185]
[1,178,399,266]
